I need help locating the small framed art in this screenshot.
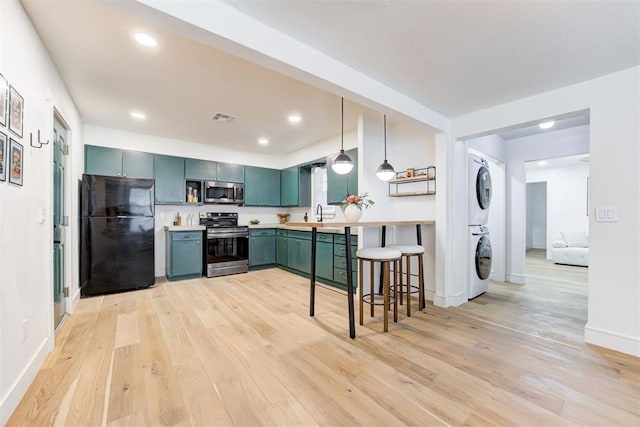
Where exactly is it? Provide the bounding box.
[0,74,7,127]
[9,85,23,138]
[0,131,7,181]
[9,138,23,186]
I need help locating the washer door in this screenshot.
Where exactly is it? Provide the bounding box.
[475,235,492,280]
[476,165,492,210]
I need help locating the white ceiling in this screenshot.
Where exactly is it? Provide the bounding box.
[21,0,639,155]
[525,154,589,172]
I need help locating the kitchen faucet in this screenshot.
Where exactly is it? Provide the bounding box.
[316,204,323,222]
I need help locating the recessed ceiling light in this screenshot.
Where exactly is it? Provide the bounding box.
[539,121,555,129]
[130,111,146,120]
[537,160,548,166]
[134,32,157,47]
[258,138,269,145]
[288,114,302,124]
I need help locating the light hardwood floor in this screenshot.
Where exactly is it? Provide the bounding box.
[8,261,639,426]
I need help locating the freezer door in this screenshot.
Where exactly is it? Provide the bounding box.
[82,174,154,217]
[81,217,155,296]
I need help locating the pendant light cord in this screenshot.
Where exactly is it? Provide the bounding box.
[341,97,344,151]
[384,114,387,161]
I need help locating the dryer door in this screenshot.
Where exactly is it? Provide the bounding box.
[476,165,492,210]
[475,235,492,280]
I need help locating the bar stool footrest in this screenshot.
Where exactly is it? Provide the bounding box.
[362,293,397,306]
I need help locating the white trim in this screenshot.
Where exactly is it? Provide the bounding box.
[0,337,50,426]
[433,291,467,308]
[585,324,640,357]
[506,273,526,284]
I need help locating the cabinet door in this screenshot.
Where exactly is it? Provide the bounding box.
[217,163,245,183]
[249,235,275,267]
[122,150,154,179]
[245,166,281,206]
[171,239,202,277]
[85,145,123,176]
[154,154,185,204]
[316,241,333,280]
[276,235,287,266]
[185,158,217,181]
[280,166,299,207]
[327,148,357,205]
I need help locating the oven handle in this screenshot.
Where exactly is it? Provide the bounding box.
[207,232,249,239]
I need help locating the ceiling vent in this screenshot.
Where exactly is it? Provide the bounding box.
[210,112,238,123]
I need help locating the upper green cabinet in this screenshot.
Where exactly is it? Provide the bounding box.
[217,163,245,183]
[244,166,281,206]
[154,154,185,204]
[185,158,217,181]
[280,166,311,207]
[85,145,153,179]
[327,148,358,205]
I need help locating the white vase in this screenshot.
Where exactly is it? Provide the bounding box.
[344,204,363,222]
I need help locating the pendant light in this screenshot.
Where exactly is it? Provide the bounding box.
[332,97,353,175]
[376,114,395,181]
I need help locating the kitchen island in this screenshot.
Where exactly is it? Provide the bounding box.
[286,220,435,339]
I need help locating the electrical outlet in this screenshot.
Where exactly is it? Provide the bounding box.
[23,319,28,343]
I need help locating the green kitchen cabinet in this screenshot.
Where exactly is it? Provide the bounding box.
[249,229,276,269]
[166,230,203,281]
[185,158,217,181]
[286,231,311,274]
[217,162,245,183]
[276,229,287,266]
[327,148,358,205]
[154,154,185,204]
[280,165,311,207]
[333,234,358,290]
[85,145,153,179]
[244,166,281,206]
[315,233,334,281]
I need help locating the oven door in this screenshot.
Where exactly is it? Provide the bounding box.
[205,229,249,277]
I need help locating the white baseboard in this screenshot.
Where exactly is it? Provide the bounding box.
[433,292,467,308]
[0,337,50,426]
[506,273,526,285]
[585,324,640,357]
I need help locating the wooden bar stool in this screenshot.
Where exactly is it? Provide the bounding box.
[386,244,425,316]
[357,247,401,332]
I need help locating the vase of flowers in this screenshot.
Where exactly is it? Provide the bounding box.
[342,192,375,222]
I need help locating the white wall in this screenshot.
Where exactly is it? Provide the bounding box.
[452,67,640,356]
[0,1,84,424]
[525,182,547,249]
[487,158,506,282]
[527,164,589,258]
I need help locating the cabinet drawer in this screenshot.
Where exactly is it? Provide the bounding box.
[171,231,202,241]
[334,256,357,271]
[333,244,357,258]
[334,235,358,246]
[250,228,276,237]
[277,229,288,237]
[316,233,334,243]
[288,230,311,241]
[333,267,358,286]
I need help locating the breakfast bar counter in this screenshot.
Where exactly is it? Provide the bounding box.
[286,220,435,339]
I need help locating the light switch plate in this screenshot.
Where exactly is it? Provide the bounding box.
[595,207,618,222]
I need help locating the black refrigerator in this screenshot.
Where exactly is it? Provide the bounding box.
[80,174,155,297]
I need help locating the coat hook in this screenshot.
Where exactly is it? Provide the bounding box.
[29,130,50,148]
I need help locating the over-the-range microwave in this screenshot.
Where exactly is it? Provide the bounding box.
[203,181,244,205]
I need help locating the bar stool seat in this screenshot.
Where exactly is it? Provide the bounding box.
[386,244,425,316]
[357,247,401,332]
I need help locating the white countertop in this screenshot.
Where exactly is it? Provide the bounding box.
[164,225,206,231]
[247,223,358,235]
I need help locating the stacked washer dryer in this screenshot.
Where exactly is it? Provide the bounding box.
[468,153,493,299]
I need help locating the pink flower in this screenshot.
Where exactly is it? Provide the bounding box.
[347,195,357,203]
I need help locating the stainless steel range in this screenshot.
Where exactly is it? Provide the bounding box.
[199,212,249,278]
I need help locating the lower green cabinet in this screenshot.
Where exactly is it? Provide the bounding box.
[316,234,334,281]
[276,230,287,266]
[249,229,276,269]
[287,232,311,274]
[166,230,203,281]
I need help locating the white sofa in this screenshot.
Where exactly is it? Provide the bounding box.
[551,231,589,267]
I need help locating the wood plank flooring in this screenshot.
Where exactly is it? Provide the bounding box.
[8,259,639,426]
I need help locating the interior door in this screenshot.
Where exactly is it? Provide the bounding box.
[53,116,67,328]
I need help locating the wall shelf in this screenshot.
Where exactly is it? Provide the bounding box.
[388,166,436,197]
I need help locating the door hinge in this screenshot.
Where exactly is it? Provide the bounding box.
[63,144,70,155]
[63,287,70,298]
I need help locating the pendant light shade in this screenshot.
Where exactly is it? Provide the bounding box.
[376,114,395,181]
[332,97,353,175]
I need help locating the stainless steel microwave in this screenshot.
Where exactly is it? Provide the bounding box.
[203,181,244,205]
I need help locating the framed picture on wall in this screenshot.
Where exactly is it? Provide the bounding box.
[9,85,23,138]
[0,74,7,127]
[0,131,7,182]
[9,138,23,186]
